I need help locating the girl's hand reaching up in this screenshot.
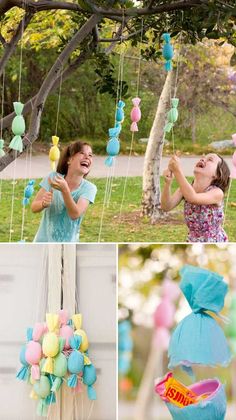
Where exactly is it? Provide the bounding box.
[168,155,181,173]
[48,175,69,193]
[163,169,174,184]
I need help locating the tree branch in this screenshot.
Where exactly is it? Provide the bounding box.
[0,11,33,78]
[0,0,215,18]
[0,14,101,172]
[0,33,6,46]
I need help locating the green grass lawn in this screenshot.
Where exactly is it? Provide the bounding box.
[0,176,236,242]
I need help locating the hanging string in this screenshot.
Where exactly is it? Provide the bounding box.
[118,18,144,222]
[106,9,126,207]
[0,70,5,201]
[55,65,63,136]
[9,0,26,242]
[98,12,126,241]
[86,401,95,420]
[171,31,183,155]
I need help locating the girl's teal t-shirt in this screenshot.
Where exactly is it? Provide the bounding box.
[34,173,97,243]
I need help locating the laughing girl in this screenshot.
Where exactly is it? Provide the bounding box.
[32,141,97,242]
[161,153,230,242]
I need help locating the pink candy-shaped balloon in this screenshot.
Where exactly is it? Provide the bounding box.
[32,323,45,342]
[59,309,74,350]
[60,324,74,350]
[25,341,42,365]
[130,97,141,132]
[153,297,175,329]
[25,341,42,380]
[154,327,170,351]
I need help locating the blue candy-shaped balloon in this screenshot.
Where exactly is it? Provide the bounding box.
[162,33,174,71]
[16,345,30,381]
[22,180,35,206]
[67,335,84,388]
[115,100,125,123]
[83,364,97,400]
[105,127,121,167]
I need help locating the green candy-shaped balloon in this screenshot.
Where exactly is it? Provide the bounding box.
[9,102,25,153]
[34,375,51,399]
[164,98,179,133]
[0,139,5,157]
[53,352,67,378]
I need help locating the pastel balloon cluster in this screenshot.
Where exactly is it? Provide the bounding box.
[118,320,133,375]
[9,102,25,153]
[153,278,180,351]
[105,100,125,167]
[16,310,97,417]
[162,33,174,72]
[22,180,35,206]
[164,98,179,133]
[231,133,236,179]
[49,135,60,171]
[130,97,141,132]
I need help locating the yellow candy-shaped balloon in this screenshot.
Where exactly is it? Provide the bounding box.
[49,135,60,171]
[42,314,59,374]
[72,314,89,352]
[74,328,89,352]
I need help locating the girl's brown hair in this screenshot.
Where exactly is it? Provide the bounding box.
[57,141,92,176]
[211,154,230,193]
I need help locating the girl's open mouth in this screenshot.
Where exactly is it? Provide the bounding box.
[196,161,206,169]
[80,161,90,168]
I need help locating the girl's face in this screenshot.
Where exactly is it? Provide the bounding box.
[194,153,221,179]
[69,145,93,176]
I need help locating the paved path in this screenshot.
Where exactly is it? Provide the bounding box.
[0,154,233,179]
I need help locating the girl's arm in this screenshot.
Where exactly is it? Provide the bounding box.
[31,188,53,213]
[161,169,183,211]
[49,175,89,220]
[169,157,223,205]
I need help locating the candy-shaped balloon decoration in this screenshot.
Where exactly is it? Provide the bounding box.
[0,139,5,157]
[49,135,60,171]
[130,97,141,132]
[42,313,60,374]
[105,127,120,167]
[59,309,74,350]
[16,345,30,382]
[22,179,35,206]
[168,265,231,371]
[25,325,43,380]
[67,335,84,388]
[83,363,97,400]
[153,278,180,351]
[17,311,97,416]
[115,100,125,123]
[9,102,25,152]
[118,320,133,375]
[164,98,179,133]
[162,33,174,72]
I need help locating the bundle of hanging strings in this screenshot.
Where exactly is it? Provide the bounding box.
[98,11,127,242]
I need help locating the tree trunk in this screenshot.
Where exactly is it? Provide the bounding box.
[141,70,173,222]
